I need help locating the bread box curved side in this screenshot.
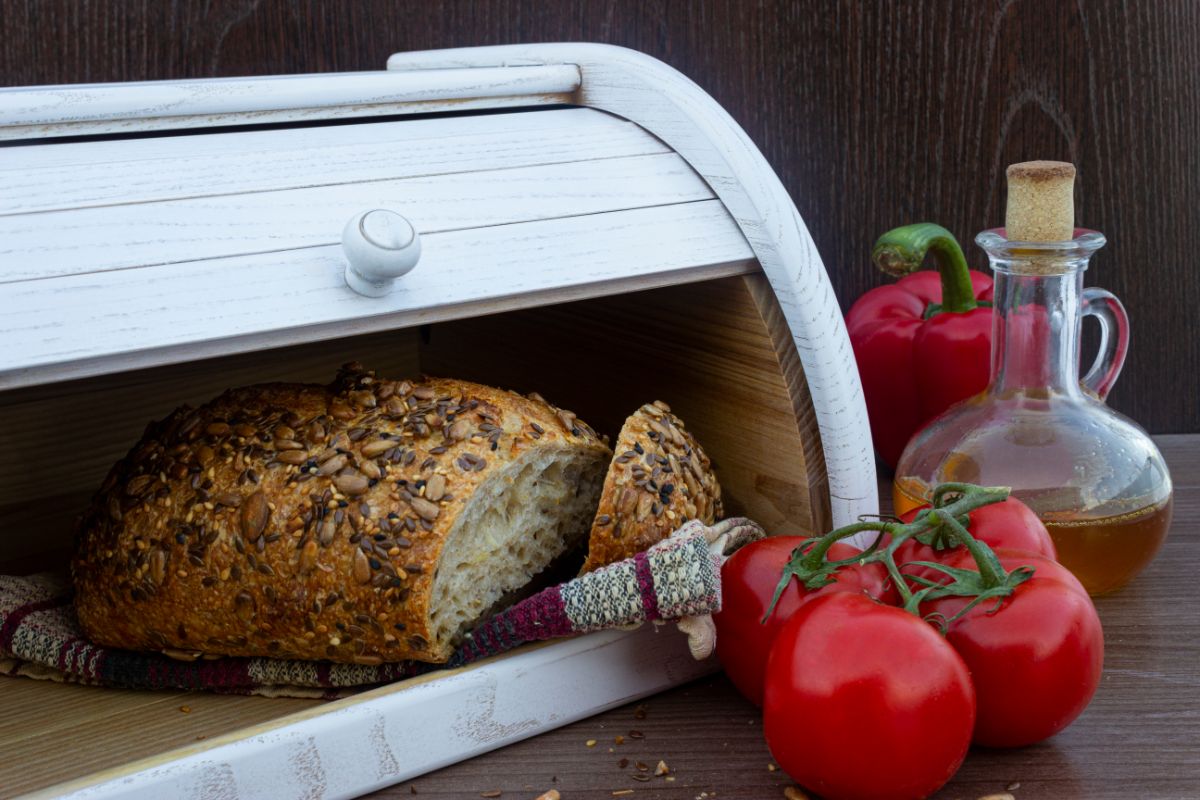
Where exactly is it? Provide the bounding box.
[0,44,877,799]
[386,43,878,528]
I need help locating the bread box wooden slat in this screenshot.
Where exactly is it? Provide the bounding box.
[0,65,582,139]
[4,151,709,282]
[3,108,662,214]
[0,44,877,799]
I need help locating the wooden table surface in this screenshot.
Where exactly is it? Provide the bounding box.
[370,434,1199,800]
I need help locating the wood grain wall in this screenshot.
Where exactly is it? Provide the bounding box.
[2,1,1196,433]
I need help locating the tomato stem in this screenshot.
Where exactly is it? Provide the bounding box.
[775,483,1014,619]
[936,512,1007,588]
[884,552,915,608]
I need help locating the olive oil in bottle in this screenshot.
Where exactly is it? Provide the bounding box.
[1041,500,1173,596]
[891,161,1173,595]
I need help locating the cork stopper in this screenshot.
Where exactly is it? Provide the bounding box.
[1005,160,1076,241]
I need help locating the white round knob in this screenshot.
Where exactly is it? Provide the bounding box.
[341,209,421,297]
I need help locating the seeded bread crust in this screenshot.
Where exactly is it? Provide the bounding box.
[580,402,723,574]
[72,364,610,665]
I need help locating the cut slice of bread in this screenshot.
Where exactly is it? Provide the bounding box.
[580,401,723,573]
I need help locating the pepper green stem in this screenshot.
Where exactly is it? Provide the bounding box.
[872,223,979,316]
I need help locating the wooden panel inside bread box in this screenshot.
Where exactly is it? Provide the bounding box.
[422,273,830,536]
[0,272,827,796]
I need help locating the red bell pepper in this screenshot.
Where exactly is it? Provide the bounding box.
[846,223,994,468]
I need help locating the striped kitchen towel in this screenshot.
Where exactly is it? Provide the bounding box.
[0,518,762,697]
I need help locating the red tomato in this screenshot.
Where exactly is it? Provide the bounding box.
[896,497,1058,586]
[764,593,975,800]
[922,548,1103,747]
[714,536,897,706]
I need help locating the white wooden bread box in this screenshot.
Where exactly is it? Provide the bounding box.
[0,44,877,799]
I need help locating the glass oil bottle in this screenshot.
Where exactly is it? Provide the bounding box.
[893,161,1172,595]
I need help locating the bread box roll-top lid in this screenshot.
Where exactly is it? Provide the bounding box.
[0,44,876,799]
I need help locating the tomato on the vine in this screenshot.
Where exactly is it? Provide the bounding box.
[763,592,975,800]
[921,548,1103,747]
[714,536,897,706]
[896,496,1057,587]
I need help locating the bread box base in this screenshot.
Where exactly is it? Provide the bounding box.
[6,626,708,798]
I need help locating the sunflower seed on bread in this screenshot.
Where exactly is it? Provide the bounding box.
[580,401,722,573]
[73,364,611,665]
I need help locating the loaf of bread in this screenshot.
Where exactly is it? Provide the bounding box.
[73,365,611,664]
[580,402,722,573]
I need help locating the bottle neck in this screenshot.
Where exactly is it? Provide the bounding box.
[989,268,1085,397]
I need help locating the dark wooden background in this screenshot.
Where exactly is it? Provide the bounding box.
[2,1,1197,433]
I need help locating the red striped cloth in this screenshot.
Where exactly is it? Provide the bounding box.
[0,520,759,697]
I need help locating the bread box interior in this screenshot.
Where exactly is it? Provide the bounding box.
[0,273,829,795]
[0,46,881,796]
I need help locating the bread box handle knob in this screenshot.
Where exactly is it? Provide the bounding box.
[341,209,421,297]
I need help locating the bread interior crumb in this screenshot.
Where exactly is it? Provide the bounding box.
[428,446,606,648]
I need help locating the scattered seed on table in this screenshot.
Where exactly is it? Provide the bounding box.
[614,735,625,745]
[1006,783,1022,792]
[655,761,669,776]
[633,705,647,720]
[784,788,811,800]
[618,758,629,769]
[628,730,645,740]
[179,705,191,713]
[978,794,1015,800]
[480,792,501,798]
[535,792,560,800]
[612,791,634,797]
[586,739,598,747]
[631,774,650,783]
[768,763,778,772]
[635,761,649,772]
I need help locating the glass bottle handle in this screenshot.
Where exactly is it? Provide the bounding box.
[1080,287,1130,401]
